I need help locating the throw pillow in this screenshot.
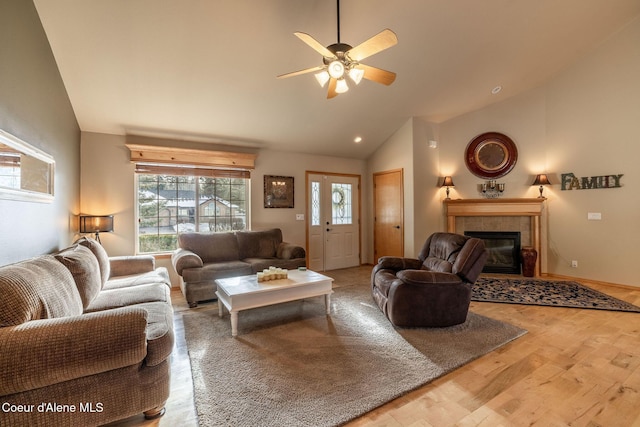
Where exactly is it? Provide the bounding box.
[55,245,102,309]
[76,236,110,286]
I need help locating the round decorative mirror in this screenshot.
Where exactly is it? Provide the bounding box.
[465,132,518,179]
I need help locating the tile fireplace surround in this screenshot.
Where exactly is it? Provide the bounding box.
[444,198,547,276]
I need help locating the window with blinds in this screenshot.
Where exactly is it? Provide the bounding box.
[127,144,256,254]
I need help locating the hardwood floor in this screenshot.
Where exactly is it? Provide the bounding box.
[110,266,640,426]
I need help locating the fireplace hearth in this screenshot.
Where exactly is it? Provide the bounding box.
[465,231,521,274]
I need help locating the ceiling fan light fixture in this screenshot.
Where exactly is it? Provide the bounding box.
[328,60,345,79]
[278,0,397,98]
[348,67,364,85]
[315,70,330,87]
[335,78,349,93]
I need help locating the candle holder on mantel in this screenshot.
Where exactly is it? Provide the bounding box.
[479,180,505,198]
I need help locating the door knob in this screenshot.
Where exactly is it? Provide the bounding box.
[394,225,401,229]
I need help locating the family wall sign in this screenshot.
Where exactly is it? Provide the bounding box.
[561,172,623,191]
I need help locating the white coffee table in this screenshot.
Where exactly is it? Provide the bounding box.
[215,269,334,337]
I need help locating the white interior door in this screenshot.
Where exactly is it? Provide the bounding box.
[307,173,360,271]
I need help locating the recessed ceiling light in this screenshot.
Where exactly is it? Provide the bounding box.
[354,136,363,143]
[491,86,502,94]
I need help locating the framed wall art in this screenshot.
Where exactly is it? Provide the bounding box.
[264,175,294,208]
[465,132,518,179]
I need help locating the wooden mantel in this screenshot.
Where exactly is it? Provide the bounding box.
[444,198,547,276]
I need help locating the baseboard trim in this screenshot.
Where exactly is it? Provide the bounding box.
[541,273,639,290]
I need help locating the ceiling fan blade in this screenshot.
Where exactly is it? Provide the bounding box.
[294,32,337,58]
[347,29,398,62]
[357,64,396,86]
[327,78,338,99]
[277,65,325,79]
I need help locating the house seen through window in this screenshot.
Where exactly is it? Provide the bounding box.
[136,174,249,253]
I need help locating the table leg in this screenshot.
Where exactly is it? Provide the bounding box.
[325,293,331,314]
[217,299,223,318]
[230,311,239,337]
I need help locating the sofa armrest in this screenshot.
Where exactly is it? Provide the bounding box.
[0,307,148,396]
[452,238,489,284]
[171,248,203,276]
[396,269,463,286]
[374,257,422,273]
[109,255,155,278]
[387,270,471,328]
[277,242,306,260]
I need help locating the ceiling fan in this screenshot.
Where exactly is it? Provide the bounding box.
[277,0,398,99]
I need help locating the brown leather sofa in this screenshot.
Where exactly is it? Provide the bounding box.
[371,232,487,327]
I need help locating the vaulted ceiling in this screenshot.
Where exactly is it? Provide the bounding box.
[34,0,640,159]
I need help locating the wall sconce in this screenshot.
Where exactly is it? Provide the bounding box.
[479,180,505,198]
[532,174,551,198]
[79,215,114,244]
[440,176,455,199]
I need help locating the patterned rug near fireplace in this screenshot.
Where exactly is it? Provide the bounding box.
[473,277,640,312]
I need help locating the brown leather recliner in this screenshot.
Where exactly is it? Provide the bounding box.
[371,232,488,327]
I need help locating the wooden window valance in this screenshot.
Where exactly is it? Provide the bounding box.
[126,144,257,177]
[133,164,250,179]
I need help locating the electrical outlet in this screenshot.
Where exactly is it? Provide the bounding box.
[571,260,578,268]
[587,212,602,220]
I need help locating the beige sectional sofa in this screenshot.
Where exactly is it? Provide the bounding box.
[172,228,306,307]
[0,237,173,426]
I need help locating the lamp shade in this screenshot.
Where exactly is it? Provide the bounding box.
[532,174,551,186]
[441,176,455,187]
[79,215,114,233]
[314,70,330,87]
[348,67,364,85]
[335,78,349,93]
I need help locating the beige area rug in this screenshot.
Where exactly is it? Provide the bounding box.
[183,284,527,427]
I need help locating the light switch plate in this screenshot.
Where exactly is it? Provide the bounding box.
[296,214,304,221]
[587,212,602,220]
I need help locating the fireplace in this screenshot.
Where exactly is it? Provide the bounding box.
[445,198,546,276]
[465,231,521,274]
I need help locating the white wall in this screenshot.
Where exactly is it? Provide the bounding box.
[415,17,640,287]
[437,89,548,200]
[543,16,639,284]
[79,132,134,251]
[0,0,80,266]
[81,16,640,288]
[80,133,367,284]
[412,119,445,252]
[252,149,368,256]
[366,119,416,258]
[366,118,446,260]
